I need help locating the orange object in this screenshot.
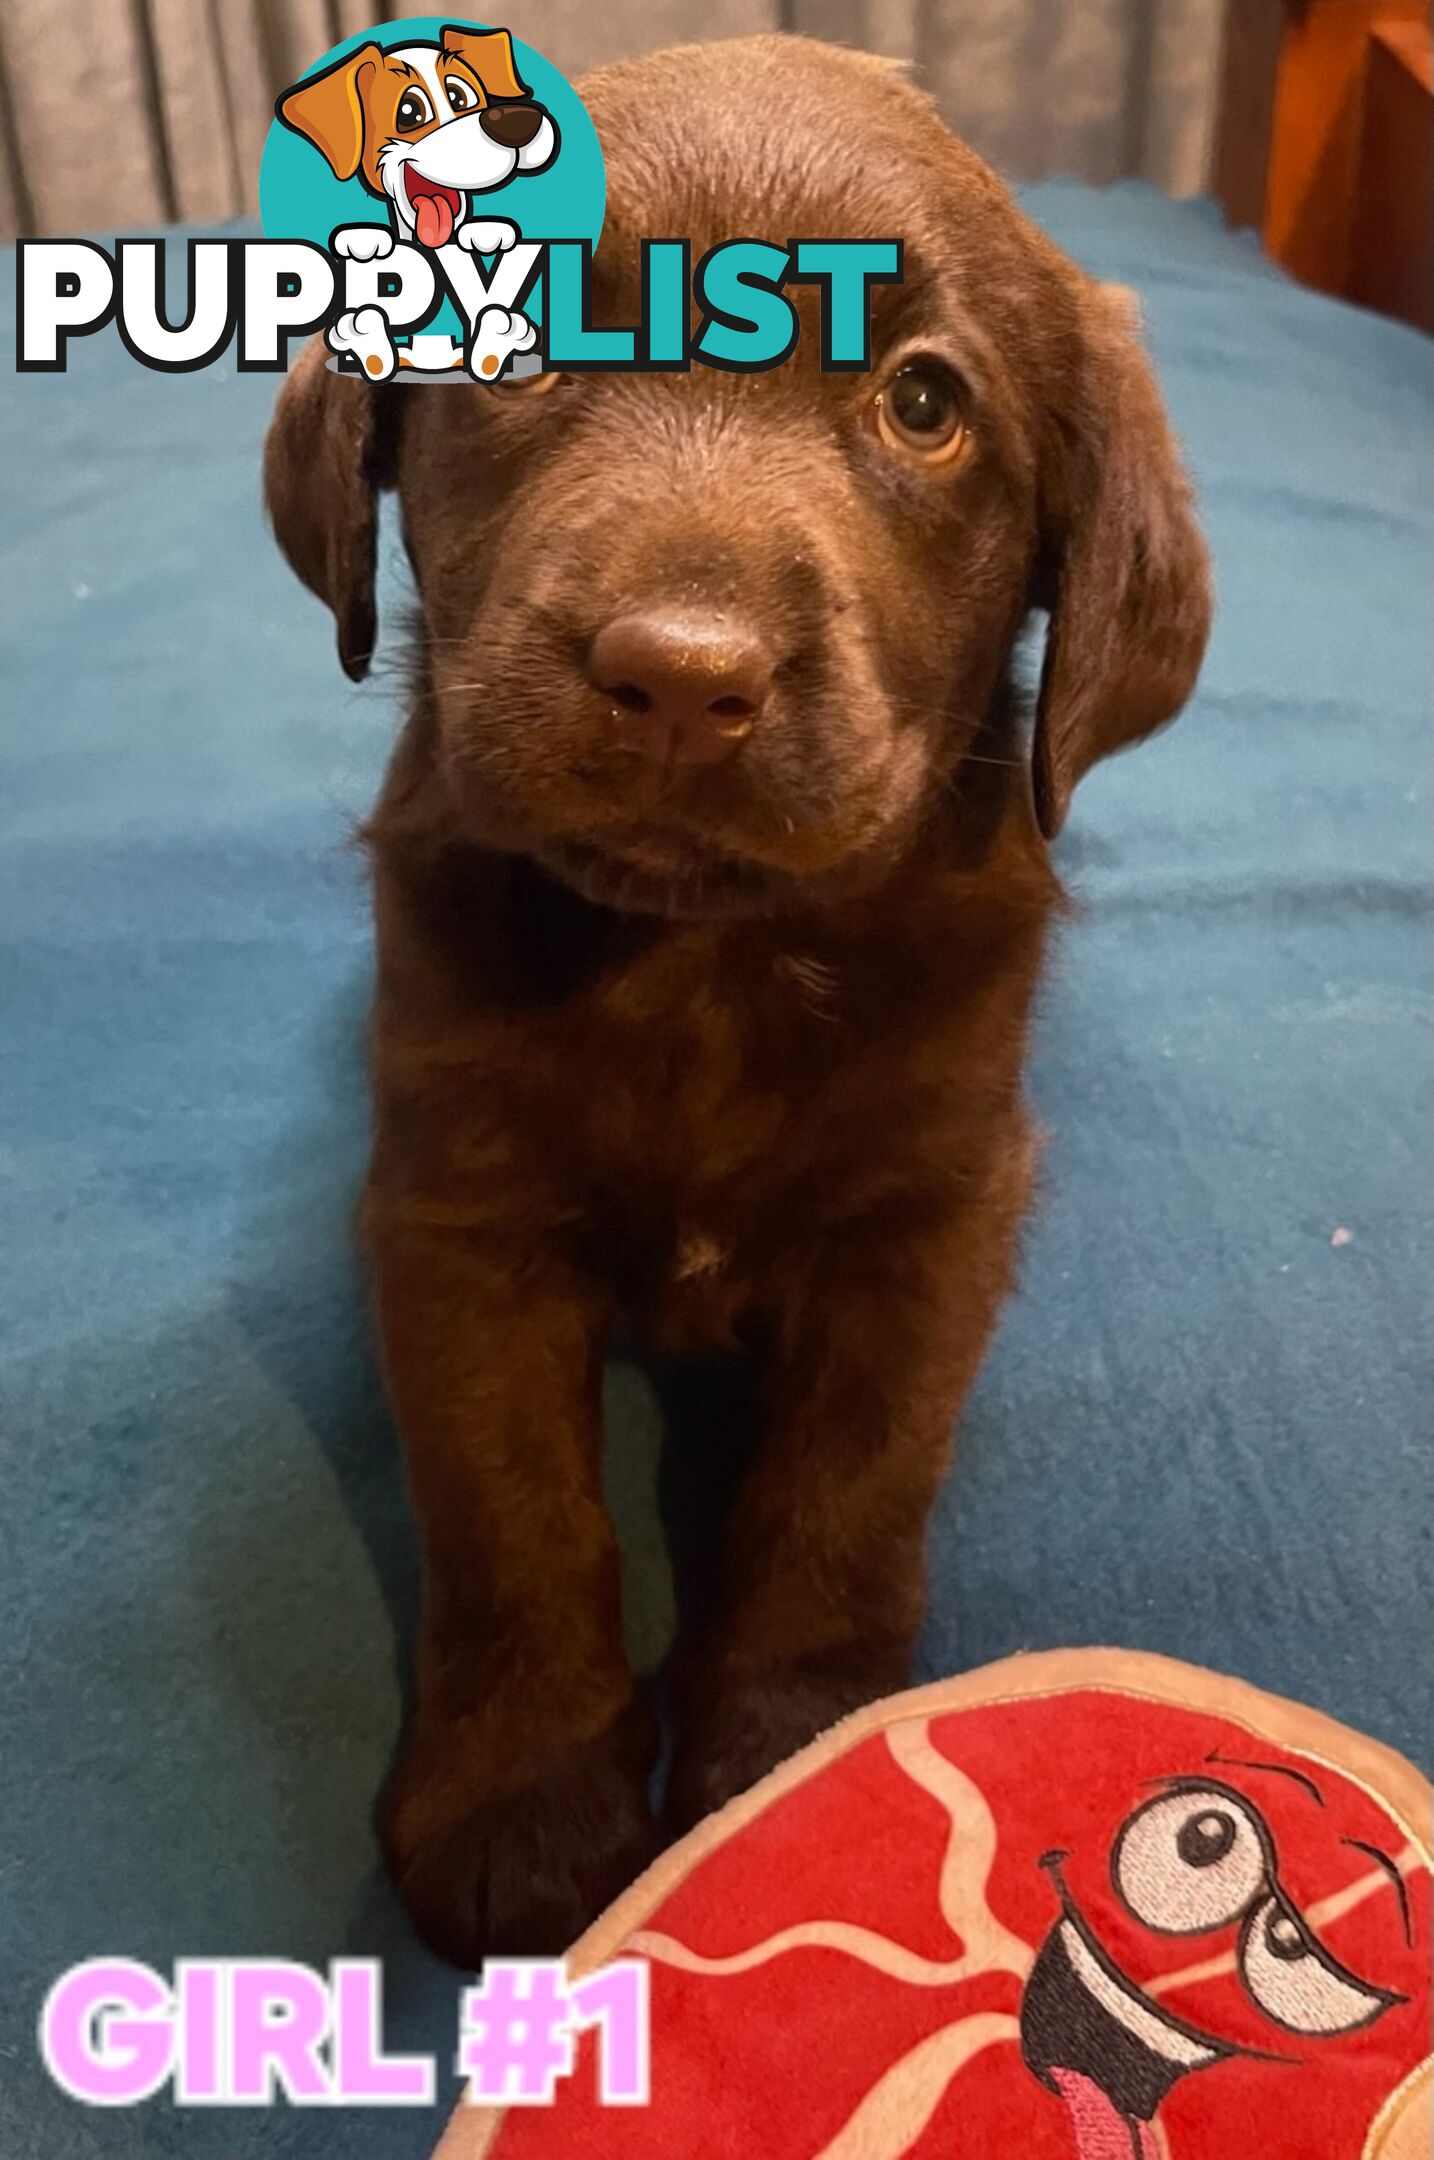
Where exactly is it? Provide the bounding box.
[1217,1,1432,331]
[1348,22,1434,331]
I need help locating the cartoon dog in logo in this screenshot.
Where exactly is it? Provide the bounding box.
[277,25,557,381]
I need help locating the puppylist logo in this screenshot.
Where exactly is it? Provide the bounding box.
[14,16,902,382]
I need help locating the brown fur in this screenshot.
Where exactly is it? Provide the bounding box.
[264,34,1211,1967]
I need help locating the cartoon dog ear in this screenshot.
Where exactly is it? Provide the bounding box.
[439,25,530,101]
[263,338,399,682]
[1031,281,1212,839]
[277,43,382,183]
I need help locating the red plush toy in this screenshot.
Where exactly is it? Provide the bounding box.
[438,1651,1431,2160]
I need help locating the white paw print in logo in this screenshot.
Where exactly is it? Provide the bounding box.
[469,305,537,382]
[326,304,397,380]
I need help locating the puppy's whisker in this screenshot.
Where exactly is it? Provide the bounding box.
[889,699,1027,771]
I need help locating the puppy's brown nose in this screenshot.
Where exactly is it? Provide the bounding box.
[479,102,545,149]
[587,610,772,768]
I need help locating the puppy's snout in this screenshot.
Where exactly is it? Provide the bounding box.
[479,102,546,149]
[586,609,773,768]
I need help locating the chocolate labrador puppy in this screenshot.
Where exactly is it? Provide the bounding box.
[265,35,1210,1966]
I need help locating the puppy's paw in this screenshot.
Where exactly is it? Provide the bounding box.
[332,223,395,263]
[467,305,538,381]
[381,1704,658,1968]
[457,218,519,255]
[326,305,397,380]
[667,1649,910,1833]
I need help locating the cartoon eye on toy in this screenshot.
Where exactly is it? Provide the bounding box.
[1113,1781,1271,1934]
[1238,1890,1404,2035]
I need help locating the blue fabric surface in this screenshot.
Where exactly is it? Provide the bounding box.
[1,186,1429,2156]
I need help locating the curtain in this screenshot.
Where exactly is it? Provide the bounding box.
[0,0,1226,239]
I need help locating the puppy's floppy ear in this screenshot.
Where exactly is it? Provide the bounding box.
[439,25,530,101]
[276,43,382,183]
[1032,281,1212,839]
[263,338,398,683]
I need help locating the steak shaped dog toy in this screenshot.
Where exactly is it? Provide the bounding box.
[276,24,557,381]
[444,1656,1431,2160]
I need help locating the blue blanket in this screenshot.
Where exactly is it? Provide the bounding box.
[1,185,1429,2157]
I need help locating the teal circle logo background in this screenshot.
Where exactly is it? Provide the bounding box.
[258,16,604,335]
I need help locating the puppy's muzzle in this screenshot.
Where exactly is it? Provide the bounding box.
[480,102,547,149]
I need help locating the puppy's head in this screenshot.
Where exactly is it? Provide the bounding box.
[277,27,557,246]
[267,36,1210,918]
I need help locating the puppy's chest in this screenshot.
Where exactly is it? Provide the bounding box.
[575,952,813,1189]
[560,933,1004,1210]
[566,958,841,1334]
[380,893,1046,1321]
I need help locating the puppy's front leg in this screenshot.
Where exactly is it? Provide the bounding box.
[668,1142,1034,1830]
[371,1218,655,1965]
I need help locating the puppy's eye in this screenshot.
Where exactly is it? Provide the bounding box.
[491,369,567,397]
[874,358,969,464]
[395,89,433,133]
[444,77,476,113]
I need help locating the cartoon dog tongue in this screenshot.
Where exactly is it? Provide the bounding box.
[414,189,455,249]
[1051,2070,1161,2160]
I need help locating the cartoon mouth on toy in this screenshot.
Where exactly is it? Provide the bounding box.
[403,168,464,249]
[1021,1853,1278,2157]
